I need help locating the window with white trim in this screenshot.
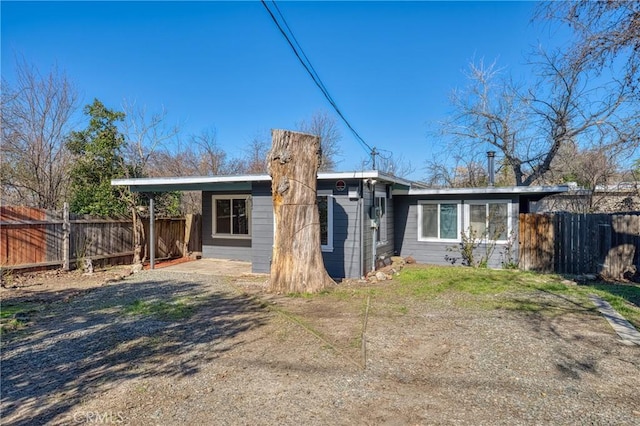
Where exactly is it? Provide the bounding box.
[317,190,333,252]
[418,201,461,241]
[465,201,510,241]
[212,195,250,237]
[375,194,388,245]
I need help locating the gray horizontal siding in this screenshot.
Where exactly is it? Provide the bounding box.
[251,183,274,274]
[202,190,253,263]
[362,182,395,271]
[203,244,252,262]
[202,180,365,279]
[376,188,394,260]
[394,194,519,268]
[322,186,362,279]
[362,185,373,274]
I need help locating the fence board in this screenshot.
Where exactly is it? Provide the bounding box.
[1,206,198,270]
[519,213,554,273]
[520,212,640,279]
[0,207,47,266]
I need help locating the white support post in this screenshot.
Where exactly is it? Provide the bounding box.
[149,195,155,270]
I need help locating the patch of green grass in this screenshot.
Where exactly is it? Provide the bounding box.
[122,297,196,321]
[287,289,332,299]
[394,265,640,328]
[397,266,522,298]
[583,283,640,328]
[0,318,27,334]
[583,282,639,306]
[0,302,36,319]
[0,302,42,335]
[350,335,362,349]
[288,286,379,303]
[275,266,640,330]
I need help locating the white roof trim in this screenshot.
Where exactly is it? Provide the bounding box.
[111,170,415,188]
[111,174,271,187]
[406,185,571,196]
[112,172,566,195]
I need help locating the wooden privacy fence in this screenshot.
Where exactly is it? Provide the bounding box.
[519,212,640,279]
[1,205,202,271]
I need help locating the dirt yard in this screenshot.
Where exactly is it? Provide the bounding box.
[1,266,639,425]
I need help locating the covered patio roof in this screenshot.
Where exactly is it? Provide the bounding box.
[110,170,421,193]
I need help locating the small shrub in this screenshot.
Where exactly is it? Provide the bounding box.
[500,230,519,269]
[447,227,499,268]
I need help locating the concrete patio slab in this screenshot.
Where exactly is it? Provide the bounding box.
[158,258,259,277]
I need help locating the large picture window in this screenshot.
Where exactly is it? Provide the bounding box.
[418,201,461,241]
[213,196,250,237]
[417,199,511,243]
[317,190,333,252]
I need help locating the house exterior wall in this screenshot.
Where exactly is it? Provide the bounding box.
[250,183,274,274]
[362,183,373,274]
[318,180,363,279]
[361,182,395,273]
[376,183,395,262]
[394,194,519,268]
[203,180,366,279]
[202,190,253,261]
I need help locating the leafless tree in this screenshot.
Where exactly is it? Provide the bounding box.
[440,52,639,186]
[1,59,78,208]
[540,1,640,97]
[376,153,415,178]
[424,153,489,188]
[146,143,203,214]
[189,128,229,176]
[296,110,342,171]
[149,128,228,177]
[145,128,231,214]
[239,136,270,174]
[121,99,180,178]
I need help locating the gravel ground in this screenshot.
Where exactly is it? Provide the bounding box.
[1,270,639,425]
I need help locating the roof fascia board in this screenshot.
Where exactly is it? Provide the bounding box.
[127,182,252,193]
[112,170,416,192]
[405,186,570,196]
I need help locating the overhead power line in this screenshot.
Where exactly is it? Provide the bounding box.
[260,0,378,167]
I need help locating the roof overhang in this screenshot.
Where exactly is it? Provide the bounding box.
[111,170,417,193]
[111,175,269,192]
[112,172,567,196]
[404,185,571,197]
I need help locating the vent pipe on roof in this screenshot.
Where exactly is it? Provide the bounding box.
[487,151,496,187]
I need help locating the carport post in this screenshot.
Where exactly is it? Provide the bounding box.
[149,194,155,270]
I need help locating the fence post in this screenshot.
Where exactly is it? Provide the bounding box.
[63,202,70,271]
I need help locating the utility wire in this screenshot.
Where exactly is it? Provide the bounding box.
[260,0,376,163]
[270,1,332,106]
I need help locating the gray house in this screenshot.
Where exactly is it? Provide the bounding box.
[112,171,568,278]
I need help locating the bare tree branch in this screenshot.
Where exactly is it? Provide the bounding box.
[121,100,181,178]
[296,110,342,171]
[438,51,639,186]
[1,58,78,208]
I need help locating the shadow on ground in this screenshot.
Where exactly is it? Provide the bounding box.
[1,274,268,426]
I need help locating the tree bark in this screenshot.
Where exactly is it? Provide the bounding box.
[268,129,335,293]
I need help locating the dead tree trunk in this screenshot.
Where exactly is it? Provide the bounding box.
[268,129,336,293]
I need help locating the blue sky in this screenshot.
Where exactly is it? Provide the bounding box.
[1,1,558,180]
